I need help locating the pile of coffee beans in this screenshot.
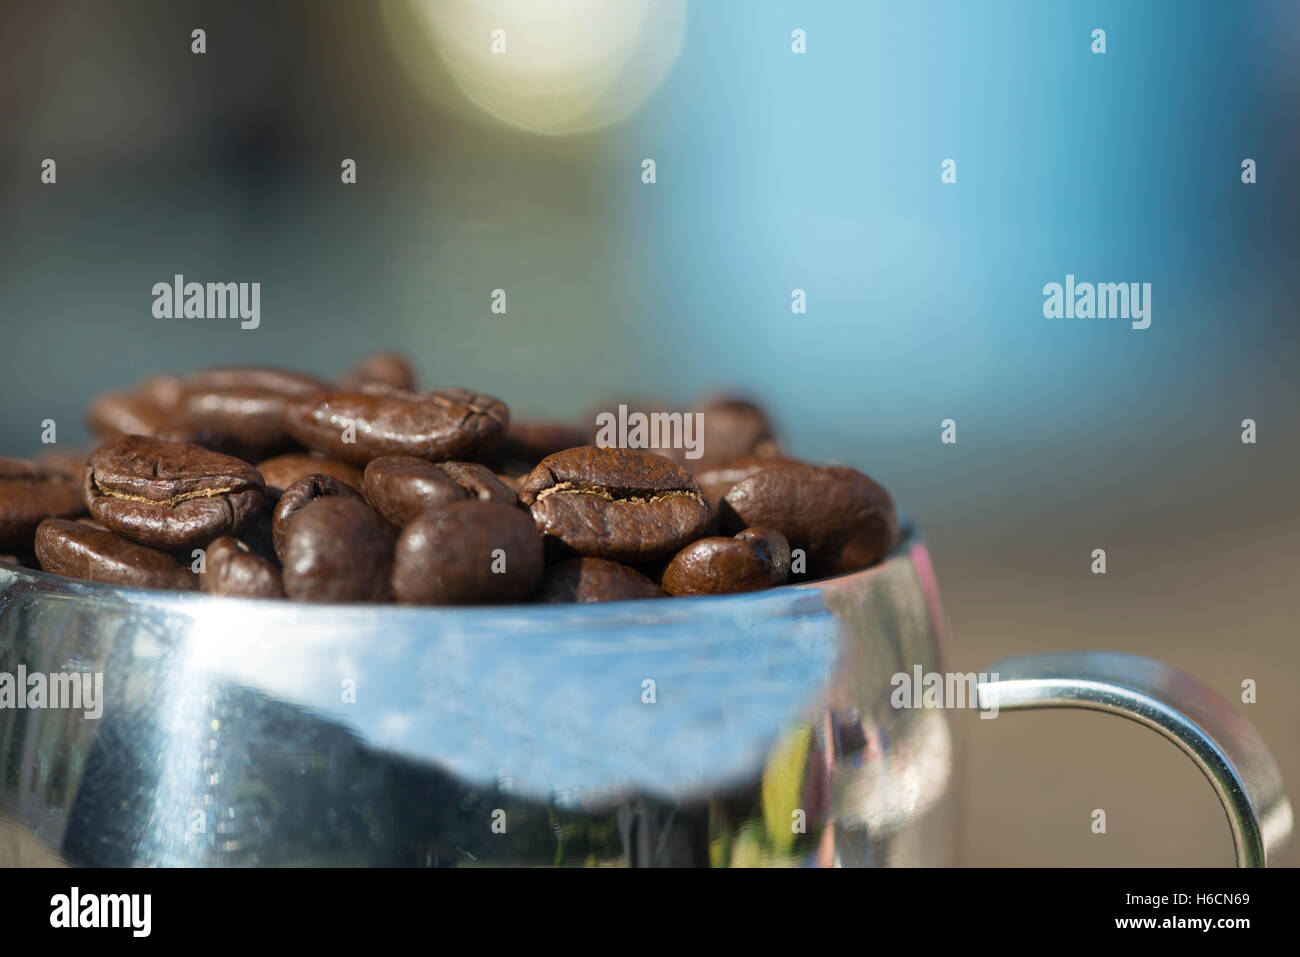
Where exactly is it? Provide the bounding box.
[0,355,898,604]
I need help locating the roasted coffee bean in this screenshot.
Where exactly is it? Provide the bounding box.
[493,421,589,470]
[172,387,298,455]
[167,366,328,458]
[182,366,330,397]
[534,557,665,603]
[363,456,465,524]
[35,447,90,481]
[688,395,780,468]
[84,436,266,549]
[0,459,87,551]
[283,386,509,466]
[152,417,271,462]
[84,374,184,439]
[272,474,366,560]
[519,447,711,563]
[719,464,897,576]
[695,453,803,515]
[392,500,542,605]
[235,509,278,563]
[338,352,417,392]
[438,461,515,502]
[281,497,395,602]
[34,518,198,590]
[136,374,185,409]
[256,453,363,497]
[364,457,516,527]
[660,526,790,596]
[200,536,283,598]
[85,389,173,439]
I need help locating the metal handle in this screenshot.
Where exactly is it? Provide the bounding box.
[976,652,1292,867]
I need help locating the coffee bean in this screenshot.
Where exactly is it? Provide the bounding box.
[687,395,780,469]
[338,352,417,392]
[392,500,542,605]
[136,374,185,409]
[271,474,366,560]
[0,458,87,551]
[152,416,272,462]
[534,557,665,603]
[34,447,90,481]
[84,436,266,549]
[363,457,517,527]
[85,389,173,439]
[283,386,509,466]
[281,497,395,602]
[493,421,589,471]
[200,536,283,598]
[182,366,330,397]
[695,453,803,515]
[84,374,184,440]
[719,464,896,576]
[362,456,464,525]
[172,386,299,455]
[34,518,198,590]
[256,453,363,497]
[519,447,711,563]
[660,526,790,596]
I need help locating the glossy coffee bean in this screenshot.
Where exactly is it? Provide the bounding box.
[85,389,173,439]
[519,447,711,563]
[283,386,509,466]
[493,421,589,470]
[256,453,363,497]
[660,526,790,596]
[695,453,803,515]
[0,458,86,551]
[338,352,417,392]
[362,457,462,523]
[200,536,283,598]
[153,416,272,462]
[84,436,266,550]
[272,474,366,560]
[363,456,515,526]
[170,366,327,458]
[34,518,198,591]
[534,557,666,603]
[686,395,780,469]
[392,500,543,605]
[83,374,184,440]
[719,464,897,576]
[34,447,90,481]
[436,461,516,503]
[173,386,299,454]
[182,366,330,397]
[281,497,395,602]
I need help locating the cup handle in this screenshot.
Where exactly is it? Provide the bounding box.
[975,652,1293,867]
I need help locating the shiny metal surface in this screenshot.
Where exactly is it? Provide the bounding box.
[0,526,957,866]
[978,654,1293,867]
[0,524,1289,866]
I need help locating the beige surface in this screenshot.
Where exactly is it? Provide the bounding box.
[920,443,1299,867]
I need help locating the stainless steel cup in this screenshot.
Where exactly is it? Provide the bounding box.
[0,523,1290,866]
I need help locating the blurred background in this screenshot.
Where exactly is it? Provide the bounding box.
[1,0,1296,865]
